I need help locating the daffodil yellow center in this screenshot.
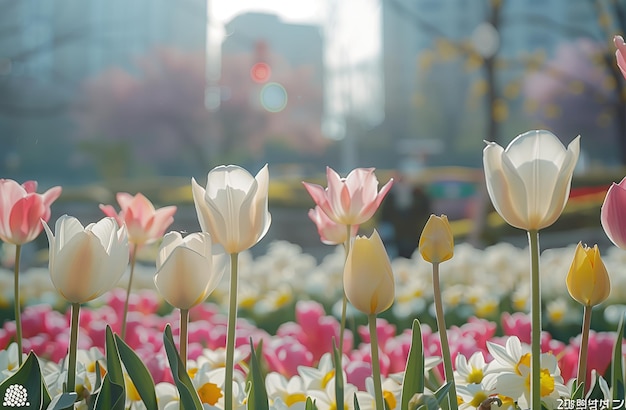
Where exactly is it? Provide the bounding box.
[469,391,488,407]
[466,368,484,384]
[198,382,223,405]
[322,370,335,389]
[524,369,555,397]
[384,390,397,409]
[285,393,307,406]
[188,367,198,378]
[515,353,531,375]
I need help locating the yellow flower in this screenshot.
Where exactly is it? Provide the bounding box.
[566,243,611,307]
[419,215,454,263]
[344,230,395,315]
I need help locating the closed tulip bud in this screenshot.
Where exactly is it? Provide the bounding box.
[566,243,610,307]
[192,164,271,254]
[154,232,226,310]
[483,130,580,231]
[600,177,626,250]
[303,167,393,226]
[344,230,395,315]
[43,215,129,304]
[419,214,454,263]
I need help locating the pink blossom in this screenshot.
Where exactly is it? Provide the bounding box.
[100,192,176,246]
[601,176,626,249]
[303,167,393,226]
[308,206,359,245]
[0,179,61,245]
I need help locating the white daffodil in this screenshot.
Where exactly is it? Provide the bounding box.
[265,372,308,409]
[455,352,489,386]
[484,336,568,409]
[0,343,23,383]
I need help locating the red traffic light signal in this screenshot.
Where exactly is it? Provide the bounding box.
[250,62,271,83]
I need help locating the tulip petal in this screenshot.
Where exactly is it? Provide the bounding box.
[7,195,45,244]
[601,177,626,249]
[157,231,184,269]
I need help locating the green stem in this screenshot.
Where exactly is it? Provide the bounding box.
[528,230,542,410]
[432,262,458,410]
[339,224,352,357]
[121,243,138,340]
[225,252,239,410]
[368,314,385,410]
[576,304,592,392]
[67,302,81,393]
[180,308,189,371]
[13,244,22,366]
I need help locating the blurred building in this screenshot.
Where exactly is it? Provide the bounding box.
[0,0,207,181]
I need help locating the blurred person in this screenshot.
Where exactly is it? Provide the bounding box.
[379,171,432,259]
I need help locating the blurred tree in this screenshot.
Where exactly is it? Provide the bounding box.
[73,47,214,178]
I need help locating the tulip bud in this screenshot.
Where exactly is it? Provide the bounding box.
[566,243,610,307]
[154,231,226,310]
[343,230,395,315]
[419,214,454,264]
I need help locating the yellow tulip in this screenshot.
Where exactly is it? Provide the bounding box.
[566,243,611,307]
[419,214,454,263]
[343,230,395,315]
[483,130,580,231]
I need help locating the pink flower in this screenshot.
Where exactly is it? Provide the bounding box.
[308,206,358,245]
[0,179,61,245]
[601,177,626,249]
[615,35,626,79]
[100,192,177,246]
[303,167,393,226]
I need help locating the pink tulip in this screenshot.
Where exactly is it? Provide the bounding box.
[0,179,61,245]
[601,177,626,249]
[303,167,393,226]
[100,192,177,246]
[308,206,359,245]
[615,35,626,79]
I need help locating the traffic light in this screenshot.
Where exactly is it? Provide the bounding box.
[250,62,271,83]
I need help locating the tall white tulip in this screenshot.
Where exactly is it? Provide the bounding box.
[43,215,129,304]
[483,130,580,231]
[191,164,271,254]
[483,129,580,410]
[191,164,271,410]
[42,214,128,395]
[154,231,226,310]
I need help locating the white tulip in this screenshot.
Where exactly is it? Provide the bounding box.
[154,231,226,310]
[43,215,128,304]
[483,130,580,231]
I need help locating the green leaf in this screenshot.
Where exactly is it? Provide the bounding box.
[332,338,344,410]
[434,382,452,405]
[247,339,269,410]
[305,396,318,410]
[163,324,203,409]
[115,334,158,409]
[570,379,584,400]
[0,351,52,409]
[354,393,361,410]
[46,392,78,410]
[613,314,625,403]
[87,361,103,410]
[402,319,425,410]
[93,326,125,410]
[93,373,125,410]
